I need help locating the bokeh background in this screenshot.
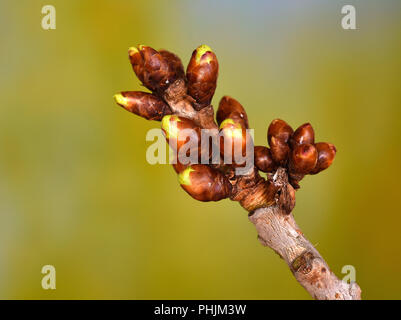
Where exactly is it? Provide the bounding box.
[0,0,400,299]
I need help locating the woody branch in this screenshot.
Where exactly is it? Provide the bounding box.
[114,44,362,300]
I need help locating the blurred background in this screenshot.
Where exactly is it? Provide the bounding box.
[0,0,400,299]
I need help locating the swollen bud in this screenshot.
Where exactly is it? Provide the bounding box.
[161,115,201,158]
[219,118,250,166]
[310,142,337,174]
[269,136,290,166]
[129,45,182,93]
[128,47,145,84]
[178,165,231,201]
[268,119,293,143]
[254,146,276,173]
[186,45,219,110]
[159,49,185,80]
[291,123,315,147]
[114,91,171,121]
[217,96,249,128]
[290,143,318,174]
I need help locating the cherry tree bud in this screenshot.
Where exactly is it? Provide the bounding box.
[219,118,249,166]
[186,45,219,110]
[217,96,249,128]
[114,91,171,121]
[159,49,185,80]
[290,143,318,174]
[268,119,293,143]
[254,146,276,173]
[178,165,231,201]
[269,136,290,166]
[291,123,315,147]
[310,142,337,174]
[129,45,182,93]
[161,115,201,162]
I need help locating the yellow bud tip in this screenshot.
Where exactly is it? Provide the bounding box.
[219,118,238,129]
[128,47,139,56]
[178,166,195,186]
[114,93,129,107]
[161,115,180,139]
[220,119,243,138]
[195,44,213,63]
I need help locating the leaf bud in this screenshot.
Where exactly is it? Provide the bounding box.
[217,96,249,128]
[161,115,201,160]
[178,165,231,201]
[114,91,171,121]
[269,136,290,166]
[290,143,318,174]
[129,45,181,93]
[291,123,315,147]
[186,45,219,110]
[310,142,337,174]
[254,146,276,173]
[267,119,293,143]
[219,118,249,166]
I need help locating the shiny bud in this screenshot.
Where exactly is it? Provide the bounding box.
[268,119,293,143]
[178,165,231,201]
[161,115,201,157]
[129,45,181,93]
[128,47,145,84]
[290,143,318,174]
[186,45,219,110]
[291,123,315,147]
[269,136,290,166]
[114,91,171,121]
[159,49,185,80]
[254,146,276,173]
[217,96,249,128]
[310,142,337,174]
[219,118,250,166]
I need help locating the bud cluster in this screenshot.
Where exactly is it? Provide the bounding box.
[115,44,337,213]
[255,119,337,189]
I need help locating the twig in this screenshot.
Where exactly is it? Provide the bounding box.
[115,44,362,300]
[249,169,361,300]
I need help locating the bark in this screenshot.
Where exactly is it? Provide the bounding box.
[249,206,361,300]
[162,79,362,300]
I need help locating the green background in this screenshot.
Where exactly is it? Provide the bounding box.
[0,0,400,299]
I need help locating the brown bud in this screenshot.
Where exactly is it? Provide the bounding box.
[129,45,181,93]
[291,123,315,147]
[254,146,276,173]
[267,119,293,143]
[219,118,251,166]
[186,45,219,110]
[178,165,231,201]
[114,91,171,121]
[290,143,318,174]
[310,142,337,174]
[217,96,249,128]
[269,136,290,166]
[161,115,201,157]
[159,50,185,81]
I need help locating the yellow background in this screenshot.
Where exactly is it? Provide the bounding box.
[0,0,400,299]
